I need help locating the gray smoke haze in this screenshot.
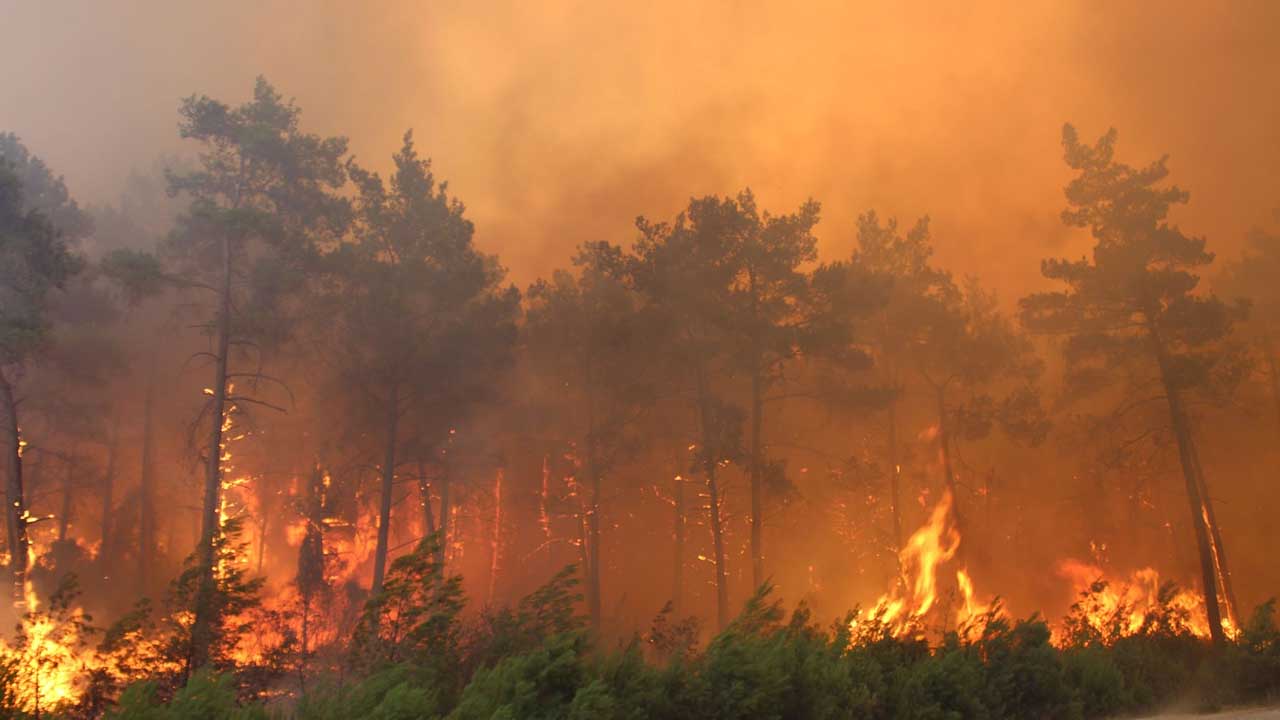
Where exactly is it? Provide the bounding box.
[2,0,1278,296]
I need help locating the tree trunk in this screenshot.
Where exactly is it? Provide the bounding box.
[1189,437,1239,629]
[58,459,73,542]
[138,370,157,590]
[1266,332,1280,443]
[417,461,436,539]
[575,510,589,588]
[256,512,269,575]
[1151,328,1226,645]
[748,361,765,591]
[705,463,728,631]
[934,385,965,536]
[190,233,233,672]
[370,382,399,596]
[695,371,730,631]
[436,460,451,569]
[297,461,326,693]
[0,371,29,605]
[487,467,504,606]
[887,397,904,574]
[101,428,117,579]
[586,464,602,632]
[672,471,685,616]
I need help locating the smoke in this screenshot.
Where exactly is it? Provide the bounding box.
[2,0,1277,295]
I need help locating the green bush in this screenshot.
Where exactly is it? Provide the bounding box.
[85,572,1280,720]
[107,672,265,720]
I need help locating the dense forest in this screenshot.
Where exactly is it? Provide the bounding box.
[1,55,1279,720]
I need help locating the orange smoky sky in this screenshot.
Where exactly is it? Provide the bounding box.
[2,0,1278,297]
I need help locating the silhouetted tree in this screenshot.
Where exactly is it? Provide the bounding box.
[844,211,942,556]
[164,77,349,670]
[0,140,84,603]
[916,277,1048,545]
[720,191,820,590]
[1220,221,1280,446]
[329,131,518,597]
[632,195,751,630]
[524,241,656,631]
[1021,124,1247,644]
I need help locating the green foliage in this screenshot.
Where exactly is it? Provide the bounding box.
[79,562,1280,720]
[462,565,585,675]
[0,158,83,364]
[99,248,167,305]
[1021,124,1248,399]
[0,132,93,242]
[352,534,465,670]
[294,664,445,720]
[449,633,592,720]
[107,671,266,720]
[112,517,298,703]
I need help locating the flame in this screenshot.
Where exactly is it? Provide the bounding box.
[851,490,998,638]
[1054,559,1238,643]
[956,568,993,633]
[0,552,98,712]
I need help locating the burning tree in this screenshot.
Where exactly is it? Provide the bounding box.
[715,192,820,591]
[0,138,85,605]
[163,77,349,671]
[523,241,657,631]
[632,194,751,630]
[326,131,518,597]
[913,277,1048,552]
[1020,124,1249,644]
[845,210,942,556]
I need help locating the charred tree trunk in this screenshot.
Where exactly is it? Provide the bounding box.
[575,510,589,588]
[190,233,233,672]
[1189,437,1239,628]
[100,429,117,579]
[745,268,768,592]
[934,384,965,537]
[297,461,327,693]
[1,371,29,605]
[417,461,436,539]
[586,464,602,632]
[371,382,400,596]
[487,467,504,606]
[887,397,904,570]
[1151,326,1226,645]
[705,463,728,631]
[748,358,765,591]
[436,460,451,569]
[256,512,269,575]
[58,459,73,542]
[672,471,685,616]
[1266,332,1280,444]
[138,371,157,590]
[695,370,730,631]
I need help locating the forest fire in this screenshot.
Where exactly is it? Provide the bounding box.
[0,556,96,712]
[1054,559,1238,644]
[848,491,1236,649]
[2,6,1279,714]
[850,490,985,637]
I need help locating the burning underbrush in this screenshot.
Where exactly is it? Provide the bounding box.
[847,491,1241,649]
[0,487,1269,719]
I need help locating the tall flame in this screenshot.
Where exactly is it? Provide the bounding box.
[851,490,996,638]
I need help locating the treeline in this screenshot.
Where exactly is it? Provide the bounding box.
[1,77,1279,714]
